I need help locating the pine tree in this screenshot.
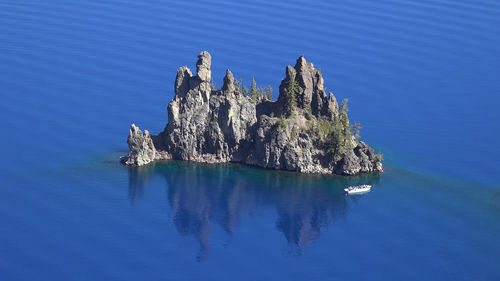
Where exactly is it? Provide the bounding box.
[251,77,258,100]
[353,122,361,139]
[340,98,348,113]
[326,98,353,159]
[285,71,298,116]
[242,85,249,97]
[236,77,243,96]
[339,99,352,150]
[267,85,273,101]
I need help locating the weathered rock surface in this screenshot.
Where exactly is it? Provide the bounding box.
[122,52,383,175]
[122,124,157,166]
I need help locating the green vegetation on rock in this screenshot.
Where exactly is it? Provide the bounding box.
[291,127,297,141]
[285,71,299,116]
[300,98,356,160]
[234,77,271,101]
[251,77,258,100]
[267,85,273,101]
[278,116,287,130]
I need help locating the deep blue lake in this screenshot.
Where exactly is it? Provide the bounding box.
[1,0,499,280]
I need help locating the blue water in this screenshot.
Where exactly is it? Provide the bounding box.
[1,0,499,280]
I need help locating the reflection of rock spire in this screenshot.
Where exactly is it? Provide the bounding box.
[276,207,322,250]
[127,165,155,205]
[273,177,349,251]
[126,162,380,261]
[275,199,348,252]
[172,199,211,262]
[165,164,247,260]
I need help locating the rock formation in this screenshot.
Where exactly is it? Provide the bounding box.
[121,51,383,175]
[122,124,156,166]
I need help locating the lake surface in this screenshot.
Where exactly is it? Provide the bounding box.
[1,0,499,280]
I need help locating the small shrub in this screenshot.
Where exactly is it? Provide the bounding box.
[291,127,297,141]
[305,107,312,120]
[235,77,243,95]
[278,116,287,130]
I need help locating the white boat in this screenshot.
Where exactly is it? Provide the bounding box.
[344,184,372,194]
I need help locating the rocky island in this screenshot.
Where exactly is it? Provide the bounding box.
[122,51,383,175]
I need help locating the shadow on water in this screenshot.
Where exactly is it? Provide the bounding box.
[127,161,380,261]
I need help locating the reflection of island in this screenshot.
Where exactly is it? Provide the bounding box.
[127,161,379,260]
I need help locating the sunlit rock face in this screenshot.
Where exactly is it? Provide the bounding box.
[122,51,383,175]
[122,124,156,166]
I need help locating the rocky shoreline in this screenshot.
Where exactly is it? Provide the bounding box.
[122,51,383,175]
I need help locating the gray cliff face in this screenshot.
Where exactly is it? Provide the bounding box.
[123,51,383,175]
[122,124,157,166]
